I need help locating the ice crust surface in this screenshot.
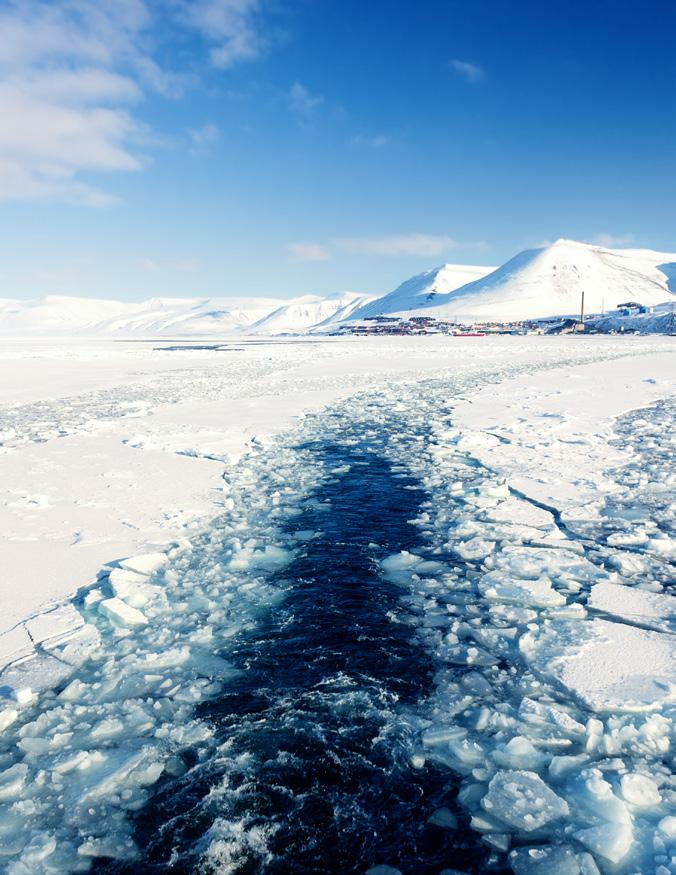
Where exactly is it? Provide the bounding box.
[0,340,673,873]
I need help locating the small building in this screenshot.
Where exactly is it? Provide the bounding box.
[545,318,585,335]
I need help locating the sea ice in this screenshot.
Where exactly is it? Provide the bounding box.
[520,618,674,712]
[481,770,569,832]
[119,552,168,575]
[573,822,633,865]
[587,581,675,633]
[478,570,566,608]
[98,597,148,628]
[619,772,661,807]
[509,844,581,875]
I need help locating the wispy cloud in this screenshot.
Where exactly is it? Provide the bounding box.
[334,233,467,257]
[288,233,482,261]
[450,59,485,83]
[174,0,266,69]
[189,122,221,151]
[351,134,389,148]
[288,82,324,118]
[592,232,635,247]
[286,242,331,262]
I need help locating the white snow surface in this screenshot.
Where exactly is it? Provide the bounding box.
[1,334,672,675]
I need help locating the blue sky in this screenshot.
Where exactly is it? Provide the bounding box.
[1,0,675,301]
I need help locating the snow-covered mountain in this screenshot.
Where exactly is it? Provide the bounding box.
[358,240,676,323]
[0,295,138,335]
[3,240,674,336]
[91,297,281,336]
[348,264,495,321]
[0,295,299,336]
[250,293,374,335]
[0,292,377,337]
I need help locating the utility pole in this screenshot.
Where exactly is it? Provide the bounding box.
[580,290,585,330]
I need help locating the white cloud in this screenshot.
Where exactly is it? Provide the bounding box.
[286,242,331,262]
[334,233,463,257]
[0,0,155,205]
[0,0,271,206]
[450,59,485,83]
[592,232,636,247]
[14,69,142,104]
[140,257,203,272]
[288,82,324,118]
[175,0,265,68]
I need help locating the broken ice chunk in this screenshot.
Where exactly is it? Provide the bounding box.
[509,844,581,875]
[0,707,18,732]
[99,597,148,628]
[119,552,167,576]
[619,772,661,807]
[454,537,496,561]
[0,763,28,800]
[518,698,586,737]
[479,570,565,608]
[479,481,510,499]
[573,822,633,864]
[520,618,675,712]
[587,581,675,634]
[491,736,548,771]
[109,568,159,608]
[481,770,569,832]
[578,772,631,823]
[15,833,57,867]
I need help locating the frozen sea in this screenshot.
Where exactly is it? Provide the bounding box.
[0,337,674,874]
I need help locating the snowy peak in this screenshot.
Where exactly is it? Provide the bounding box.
[433,239,676,321]
[352,240,676,324]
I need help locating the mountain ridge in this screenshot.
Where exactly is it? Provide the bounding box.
[2,239,674,335]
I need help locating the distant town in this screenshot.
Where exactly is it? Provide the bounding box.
[330,301,673,337]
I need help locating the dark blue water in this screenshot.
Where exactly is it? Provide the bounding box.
[96,443,491,874]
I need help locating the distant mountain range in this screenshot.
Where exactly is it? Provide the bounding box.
[1,239,674,336]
